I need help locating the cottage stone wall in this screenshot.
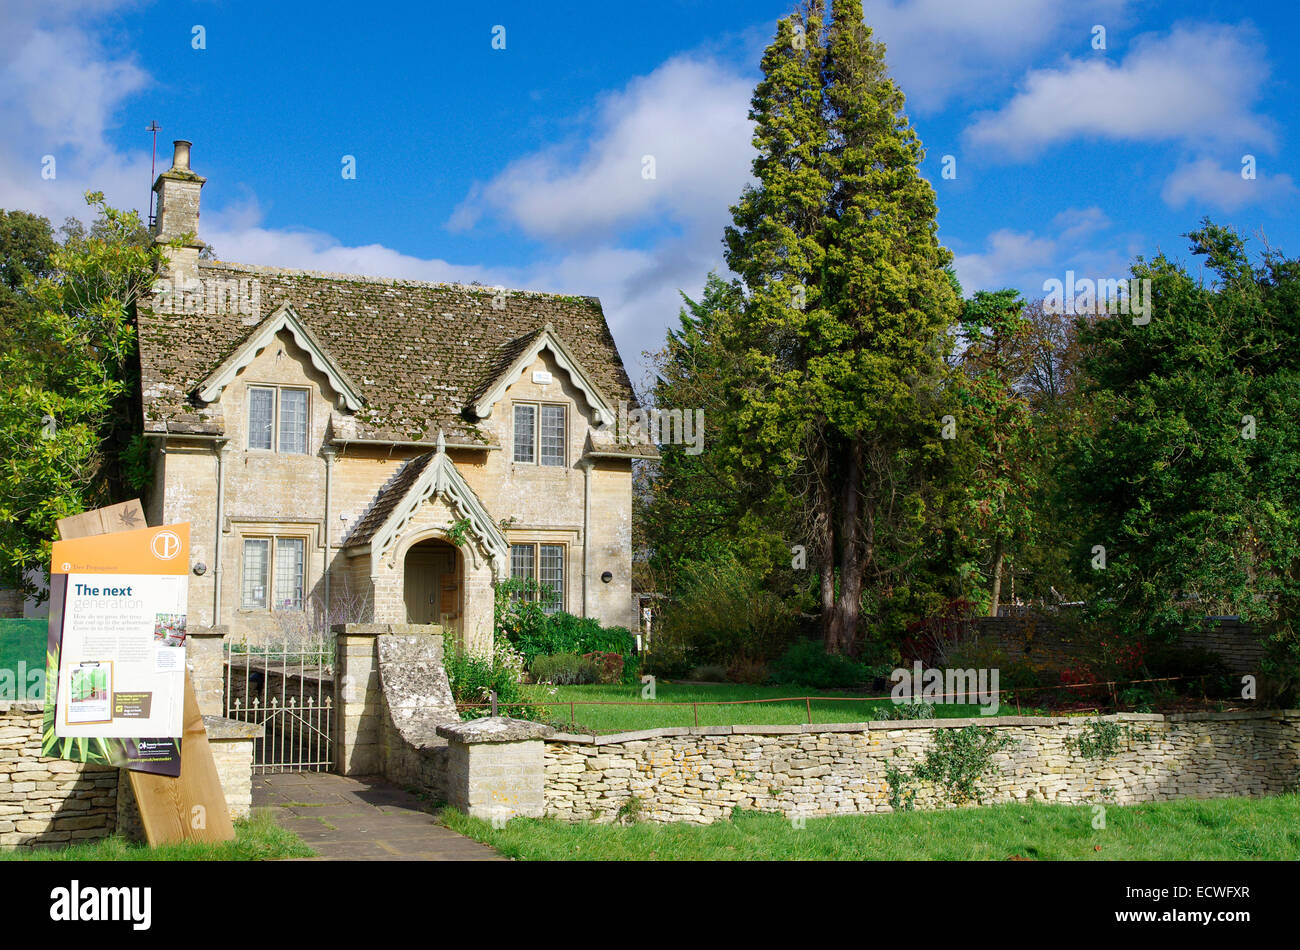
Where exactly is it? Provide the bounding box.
[543,711,1300,824]
[155,342,637,649]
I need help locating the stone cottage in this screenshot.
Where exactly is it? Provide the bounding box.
[134,140,654,651]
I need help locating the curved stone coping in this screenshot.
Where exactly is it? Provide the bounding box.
[546,709,1293,746]
[203,715,264,740]
[438,716,555,743]
[377,631,459,751]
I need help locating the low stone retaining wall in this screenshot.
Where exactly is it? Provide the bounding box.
[1,700,262,849]
[543,710,1300,824]
[1,701,119,849]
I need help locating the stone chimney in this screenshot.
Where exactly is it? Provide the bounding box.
[152,139,207,283]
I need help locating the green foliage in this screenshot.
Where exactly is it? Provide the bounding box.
[766,638,871,688]
[690,664,729,683]
[653,556,797,669]
[715,1,960,654]
[0,195,162,600]
[504,609,635,666]
[530,652,600,686]
[615,795,643,825]
[1069,221,1300,701]
[1066,719,1151,761]
[887,725,1017,809]
[446,517,473,548]
[442,634,545,721]
[879,700,936,720]
[638,274,784,593]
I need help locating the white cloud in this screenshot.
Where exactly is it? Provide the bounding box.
[861,0,1131,111]
[1161,157,1297,213]
[0,3,154,226]
[953,207,1139,298]
[447,55,754,245]
[964,23,1274,158]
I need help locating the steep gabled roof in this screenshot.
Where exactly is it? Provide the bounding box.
[195,302,365,410]
[137,261,639,444]
[468,323,616,427]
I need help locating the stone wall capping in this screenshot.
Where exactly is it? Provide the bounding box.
[549,732,597,744]
[437,716,555,743]
[802,721,871,733]
[0,701,44,714]
[687,725,732,736]
[1163,709,1272,723]
[593,727,688,745]
[202,715,263,740]
[730,724,805,735]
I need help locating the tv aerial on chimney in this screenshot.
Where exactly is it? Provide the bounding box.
[146,121,162,229]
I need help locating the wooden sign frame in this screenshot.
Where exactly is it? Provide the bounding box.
[56,501,235,846]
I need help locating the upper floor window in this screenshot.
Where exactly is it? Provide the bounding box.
[248,385,309,453]
[513,402,566,466]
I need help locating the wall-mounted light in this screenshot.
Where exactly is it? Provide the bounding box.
[192,561,208,576]
[601,571,613,584]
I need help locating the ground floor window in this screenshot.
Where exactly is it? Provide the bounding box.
[510,542,564,614]
[241,536,306,610]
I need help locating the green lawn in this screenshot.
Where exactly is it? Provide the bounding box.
[0,618,46,673]
[445,794,1300,861]
[0,810,313,861]
[519,682,1036,733]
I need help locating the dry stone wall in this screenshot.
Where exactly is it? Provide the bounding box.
[543,711,1300,824]
[2,700,260,850]
[0,701,119,848]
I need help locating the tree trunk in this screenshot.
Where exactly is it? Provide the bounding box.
[989,537,1004,618]
[827,439,864,654]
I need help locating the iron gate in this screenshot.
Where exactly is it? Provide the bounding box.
[224,637,334,773]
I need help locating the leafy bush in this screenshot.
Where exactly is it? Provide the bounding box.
[504,607,636,665]
[443,635,544,720]
[655,556,796,667]
[530,652,599,685]
[690,664,729,682]
[620,653,641,686]
[766,639,870,689]
[886,725,1018,809]
[1143,642,1233,696]
[582,651,625,684]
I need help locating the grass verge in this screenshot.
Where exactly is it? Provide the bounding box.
[0,809,313,861]
[443,794,1300,861]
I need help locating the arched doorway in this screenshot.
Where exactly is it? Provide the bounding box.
[403,539,462,627]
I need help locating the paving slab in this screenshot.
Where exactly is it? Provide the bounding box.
[253,772,503,862]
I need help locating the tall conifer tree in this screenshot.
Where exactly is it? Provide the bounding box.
[722,0,958,653]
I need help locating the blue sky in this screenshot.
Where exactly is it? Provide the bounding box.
[3,0,1297,383]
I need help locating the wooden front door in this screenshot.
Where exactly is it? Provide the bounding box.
[403,543,460,625]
